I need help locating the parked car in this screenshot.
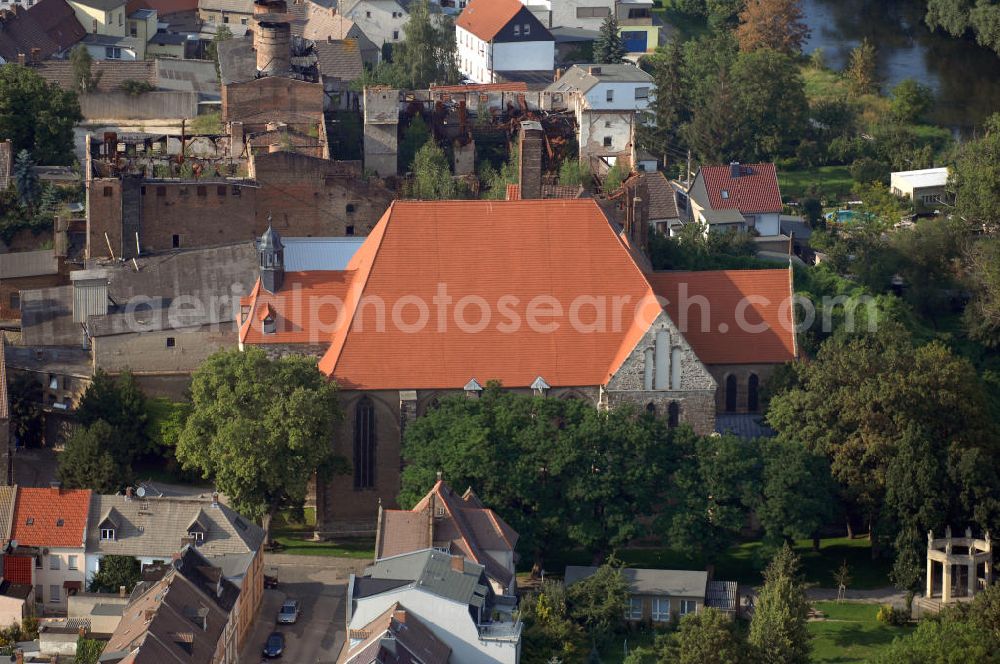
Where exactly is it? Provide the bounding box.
[262,632,284,658]
[277,600,300,624]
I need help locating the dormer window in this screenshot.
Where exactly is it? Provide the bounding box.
[25,517,33,526]
[263,314,276,335]
[101,528,116,541]
[513,24,520,36]
[188,531,205,543]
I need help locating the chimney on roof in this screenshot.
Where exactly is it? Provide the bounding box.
[450,555,464,572]
[119,585,127,598]
[16,53,25,66]
[730,162,741,178]
[588,66,602,76]
[125,486,134,501]
[211,492,219,507]
[29,47,39,63]
[553,67,563,82]
[77,625,87,638]
[517,121,543,200]
[15,649,22,664]
[50,480,62,495]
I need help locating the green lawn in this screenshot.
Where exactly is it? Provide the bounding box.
[778,165,854,203]
[271,534,375,558]
[529,537,891,590]
[652,1,709,42]
[809,601,914,663]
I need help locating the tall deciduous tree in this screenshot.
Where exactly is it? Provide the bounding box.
[566,557,629,643]
[748,544,811,664]
[950,113,1000,231]
[729,48,809,160]
[395,0,460,88]
[76,369,151,469]
[757,440,836,550]
[70,45,100,94]
[846,38,878,96]
[0,65,81,165]
[57,421,122,493]
[593,14,626,64]
[890,79,934,123]
[964,235,1000,347]
[410,139,455,199]
[176,348,343,540]
[736,0,811,55]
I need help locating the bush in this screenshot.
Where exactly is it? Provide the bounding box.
[849,157,889,184]
[876,604,909,626]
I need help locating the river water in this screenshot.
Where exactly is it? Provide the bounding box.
[800,0,1000,130]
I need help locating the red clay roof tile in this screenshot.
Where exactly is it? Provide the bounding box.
[456,0,525,41]
[701,163,782,214]
[12,487,91,548]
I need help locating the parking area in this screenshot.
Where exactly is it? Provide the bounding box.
[242,555,366,663]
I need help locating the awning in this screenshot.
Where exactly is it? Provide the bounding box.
[63,581,83,593]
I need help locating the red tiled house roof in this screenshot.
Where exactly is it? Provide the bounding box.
[239,200,798,384]
[700,163,782,214]
[12,487,91,548]
[376,481,519,589]
[456,0,525,41]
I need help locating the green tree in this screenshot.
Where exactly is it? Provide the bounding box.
[410,139,456,199]
[176,348,343,540]
[736,0,810,54]
[75,637,105,664]
[846,38,878,96]
[558,159,590,188]
[673,607,746,664]
[399,114,431,174]
[950,113,1000,231]
[70,45,101,94]
[394,0,460,87]
[76,369,150,469]
[748,544,810,664]
[9,373,43,448]
[0,65,81,165]
[566,557,629,642]
[57,421,122,493]
[757,440,836,550]
[964,235,1000,346]
[890,79,934,123]
[519,580,588,664]
[12,149,40,211]
[662,433,760,560]
[729,48,809,160]
[638,41,687,165]
[479,147,519,200]
[88,555,141,593]
[593,14,626,64]
[869,613,998,663]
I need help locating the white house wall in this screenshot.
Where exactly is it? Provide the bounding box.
[457,26,491,82]
[492,40,553,73]
[352,589,518,664]
[582,81,652,112]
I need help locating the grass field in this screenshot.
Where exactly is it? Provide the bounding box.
[271,507,376,558]
[809,601,913,663]
[528,537,891,589]
[778,165,854,203]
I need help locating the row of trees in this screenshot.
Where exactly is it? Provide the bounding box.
[925,0,1000,55]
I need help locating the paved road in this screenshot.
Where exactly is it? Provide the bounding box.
[241,556,367,663]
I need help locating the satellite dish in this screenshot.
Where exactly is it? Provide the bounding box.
[8,540,17,551]
[136,487,146,498]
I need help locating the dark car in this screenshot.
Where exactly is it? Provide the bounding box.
[262,632,284,658]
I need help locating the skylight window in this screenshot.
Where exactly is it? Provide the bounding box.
[721,190,730,199]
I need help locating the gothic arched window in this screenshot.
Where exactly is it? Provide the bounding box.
[668,401,680,428]
[353,397,376,489]
[748,373,760,412]
[725,375,737,412]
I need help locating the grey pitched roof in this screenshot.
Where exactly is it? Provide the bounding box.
[70,0,125,9]
[363,549,491,609]
[86,494,265,568]
[312,39,364,81]
[0,249,59,279]
[545,63,652,94]
[565,566,709,599]
[642,171,679,221]
[198,0,252,12]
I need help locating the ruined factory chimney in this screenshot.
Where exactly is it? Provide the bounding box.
[252,0,286,49]
[256,19,291,76]
[517,120,543,200]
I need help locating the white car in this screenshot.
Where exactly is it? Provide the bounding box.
[277,600,300,624]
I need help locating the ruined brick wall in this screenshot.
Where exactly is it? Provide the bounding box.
[223,77,325,126]
[138,181,259,252]
[87,178,123,259]
[253,151,393,236]
[93,324,239,375]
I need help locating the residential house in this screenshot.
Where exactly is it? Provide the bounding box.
[338,603,450,664]
[545,63,653,169]
[100,545,241,664]
[337,0,417,51]
[238,199,797,532]
[313,39,366,110]
[84,492,265,651]
[197,0,251,28]
[0,249,66,323]
[517,0,613,30]
[615,0,659,56]
[345,549,521,664]
[125,7,156,58]
[0,484,33,627]
[456,0,555,84]
[637,171,681,235]
[11,486,91,612]
[565,566,739,622]
[0,0,86,64]
[68,0,128,36]
[289,1,380,66]
[682,162,784,237]
[890,166,950,206]
[375,479,519,595]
